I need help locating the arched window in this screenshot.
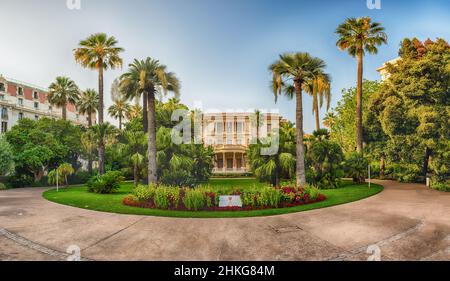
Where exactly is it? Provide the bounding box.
[0,83,5,92]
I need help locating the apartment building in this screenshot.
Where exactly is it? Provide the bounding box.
[0,75,91,134]
[201,112,284,174]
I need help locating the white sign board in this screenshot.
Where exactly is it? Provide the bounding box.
[218,195,243,208]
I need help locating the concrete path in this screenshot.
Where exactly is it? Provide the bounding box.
[0,180,449,261]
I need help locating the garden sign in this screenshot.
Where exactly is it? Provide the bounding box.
[218,195,243,208]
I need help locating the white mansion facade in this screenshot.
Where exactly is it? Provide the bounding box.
[201,112,285,174]
[0,75,91,134]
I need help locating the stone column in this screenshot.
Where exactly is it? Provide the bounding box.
[233,152,237,171]
[223,152,226,172]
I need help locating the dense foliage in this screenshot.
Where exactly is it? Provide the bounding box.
[0,136,15,176]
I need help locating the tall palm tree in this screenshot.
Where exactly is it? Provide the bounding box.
[119,58,180,184]
[270,52,329,187]
[303,74,332,131]
[48,76,80,120]
[336,17,387,153]
[108,99,131,130]
[74,33,124,174]
[77,89,99,127]
[77,89,99,174]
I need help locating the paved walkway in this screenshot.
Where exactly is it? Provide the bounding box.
[0,180,449,261]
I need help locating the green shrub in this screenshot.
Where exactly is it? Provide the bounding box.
[7,174,34,188]
[68,170,92,185]
[87,171,124,194]
[133,184,156,201]
[256,187,282,207]
[0,183,7,190]
[154,186,180,209]
[431,181,450,192]
[392,163,421,183]
[242,192,257,207]
[304,185,321,201]
[344,153,369,183]
[183,189,206,211]
[307,139,345,189]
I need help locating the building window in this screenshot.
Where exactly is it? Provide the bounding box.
[1,107,8,119]
[35,115,39,121]
[267,124,272,133]
[48,105,53,111]
[18,112,24,120]
[17,87,24,96]
[215,122,223,134]
[18,98,24,106]
[34,102,39,109]
[0,83,5,92]
[226,122,233,134]
[33,91,39,99]
[236,121,243,133]
[76,114,79,120]
[0,94,4,100]
[1,121,7,133]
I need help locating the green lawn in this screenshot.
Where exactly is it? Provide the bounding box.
[42,178,383,218]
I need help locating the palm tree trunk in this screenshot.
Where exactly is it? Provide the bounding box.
[314,102,320,131]
[134,162,138,187]
[143,93,148,133]
[356,50,364,154]
[62,106,67,120]
[380,156,385,179]
[98,64,105,175]
[147,90,157,184]
[422,147,432,179]
[119,115,122,130]
[87,111,93,174]
[294,80,307,187]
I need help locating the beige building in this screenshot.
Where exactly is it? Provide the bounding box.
[201,112,283,174]
[0,75,91,134]
[377,57,401,80]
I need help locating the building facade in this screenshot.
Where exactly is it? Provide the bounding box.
[201,112,283,174]
[0,75,91,134]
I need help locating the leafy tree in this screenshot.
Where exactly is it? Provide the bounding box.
[344,152,369,183]
[248,122,296,187]
[371,38,449,179]
[74,33,124,174]
[48,76,80,120]
[0,136,15,176]
[329,80,381,154]
[5,118,82,182]
[336,17,387,153]
[270,52,330,187]
[119,58,180,184]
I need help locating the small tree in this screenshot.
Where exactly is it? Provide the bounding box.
[48,163,75,186]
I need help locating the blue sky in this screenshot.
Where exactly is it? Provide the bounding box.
[0,0,449,132]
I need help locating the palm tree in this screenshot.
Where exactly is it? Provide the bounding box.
[88,123,119,172]
[124,130,147,186]
[77,89,99,174]
[303,74,332,131]
[323,111,336,129]
[336,17,387,153]
[119,58,180,184]
[270,52,329,187]
[48,77,80,120]
[108,99,131,130]
[126,103,143,120]
[74,33,124,174]
[77,89,99,127]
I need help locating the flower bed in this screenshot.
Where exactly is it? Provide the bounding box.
[123,184,327,211]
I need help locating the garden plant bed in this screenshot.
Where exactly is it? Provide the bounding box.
[43,179,384,218]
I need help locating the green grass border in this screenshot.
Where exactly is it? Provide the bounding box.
[42,181,384,218]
